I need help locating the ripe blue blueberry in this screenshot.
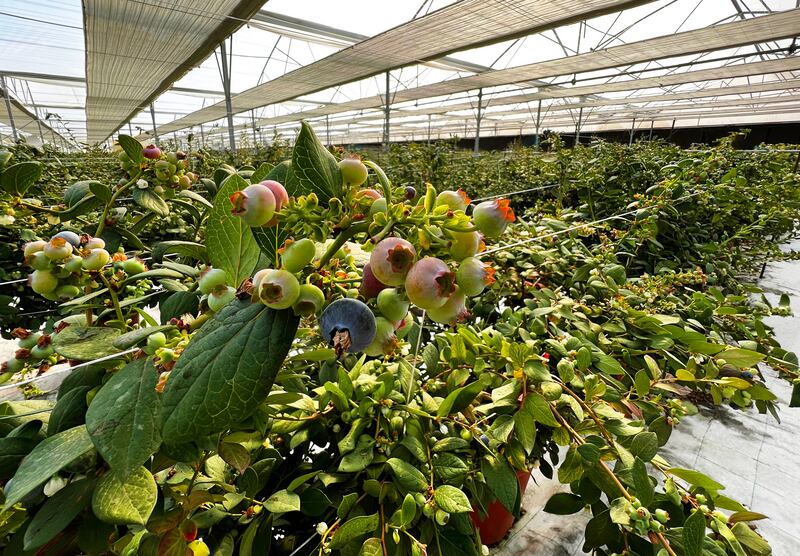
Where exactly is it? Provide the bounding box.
[319,298,377,357]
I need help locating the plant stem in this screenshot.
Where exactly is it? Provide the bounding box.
[17,200,62,215]
[95,172,140,237]
[98,274,125,325]
[187,450,209,494]
[319,221,370,268]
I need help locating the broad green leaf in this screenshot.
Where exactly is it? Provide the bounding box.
[401,494,416,526]
[206,174,260,286]
[85,358,161,475]
[668,468,724,492]
[264,489,301,513]
[219,442,251,475]
[385,458,428,492]
[0,437,38,479]
[159,291,200,324]
[152,240,208,263]
[63,180,98,207]
[23,477,94,550]
[4,425,94,509]
[338,436,374,473]
[112,325,176,350]
[338,492,358,520]
[634,370,650,397]
[526,392,559,427]
[433,452,469,483]
[118,135,143,163]
[434,485,472,513]
[329,513,379,550]
[1,161,42,195]
[132,186,170,216]
[92,466,157,525]
[730,522,771,556]
[481,456,518,514]
[360,538,382,556]
[51,326,121,360]
[514,398,537,454]
[630,431,659,462]
[291,121,341,202]
[609,497,631,525]
[543,493,585,515]
[631,457,654,506]
[720,348,764,369]
[250,162,274,183]
[437,529,480,556]
[89,181,112,203]
[437,379,484,417]
[161,299,299,443]
[682,507,707,556]
[300,488,330,517]
[47,386,89,435]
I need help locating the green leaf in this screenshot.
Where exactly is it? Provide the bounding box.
[85,358,161,476]
[434,485,472,513]
[3,425,94,509]
[338,492,358,520]
[118,135,144,163]
[543,493,585,515]
[668,468,724,492]
[437,529,480,556]
[609,497,631,525]
[437,379,484,417]
[359,538,382,556]
[89,181,112,203]
[161,299,299,443]
[0,437,38,480]
[291,121,341,203]
[159,291,200,324]
[206,174,261,287]
[132,187,170,216]
[526,392,559,427]
[401,494,416,526]
[51,326,121,360]
[92,466,157,525]
[630,432,659,462]
[634,370,650,397]
[730,522,771,556]
[329,513,379,550]
[721,348,764,369]
[514,399,537,454]
[481,456,518,514]
[48,386,89,435]
[683,507,707,556]
[112,325,176,350]
[250,162,274,183]
[152,240,208,264]
[385,458,428,492]
[23,477,94,550]
[338,437,374,473]
[631,457,654,507]
[433,452,469,483]
[264,489,301,513]
[63,180,99,207]
[1,161,42,195]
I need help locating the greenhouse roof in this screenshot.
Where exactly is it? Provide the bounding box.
[1,0,798,148]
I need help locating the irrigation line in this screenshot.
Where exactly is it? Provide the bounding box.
[472,183,558,203]
[480,190,705,257]
[0,347,139,393]
[0,278,27,287]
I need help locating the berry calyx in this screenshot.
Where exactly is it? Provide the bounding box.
[230,184,276,227]
[370,238,417,287]
[472,199,515,237]
[339,156,369,186]
[405,257,456,311]
[198,267,228,295]
[252,269,300,309]
[143,144,162,159]
[292,284,325,317]
[377,288,409,323]
[456,257,495,297]
[436,189,471,212]
[280,238,316,273]
[44,237,73,260]
[319,298,377,357]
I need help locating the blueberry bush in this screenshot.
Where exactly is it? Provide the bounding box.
[0,125,797,555]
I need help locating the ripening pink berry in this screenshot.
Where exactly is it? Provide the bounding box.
[143,144,161,159]
[370,238,417,287]
[404,257,456,311]
[359,263,388,299]
[472,199,515,237]
[456,257,495,297]
[427,286,468,325]
[436,189,471,212]
[230,184,276,227]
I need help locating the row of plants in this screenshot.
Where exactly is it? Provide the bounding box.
[0,126,797,555]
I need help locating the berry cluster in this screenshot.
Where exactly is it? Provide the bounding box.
[1,328,55,379]
[118,145,198,195]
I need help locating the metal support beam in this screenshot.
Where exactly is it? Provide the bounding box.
[1,76,19,143]
[219,39,236,151]
[575,105,584,146]
[534,99,542,148]
[628,117,636,146]
[326,114,331,146]
[474,88,483,155]
[150,104,159,144]
[250,110,258,147]
[199,124,205,149]
[427,114,432,145]
[649,119,654,140]
[383,71,391,152]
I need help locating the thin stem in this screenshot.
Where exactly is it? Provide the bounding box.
[319,222,370,268]
[98,274,125,325]
[96,172,140,237]
[187,450,210,494]
[17,200,62,215]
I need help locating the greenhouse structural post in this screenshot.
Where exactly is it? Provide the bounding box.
[199,124,205,149]
[128,122,133,136]
[474,88,483,155]
[383,71,391,152]
[150,104,159,144]
[251,111,257,147]
[534,99,542,148]
[629,118,636,146]
[326,115,330,146]
[649,120,654,140]
[219,39,236,152]
[427,114,432,145]
[575,106,584,146]
[1,75,19,143]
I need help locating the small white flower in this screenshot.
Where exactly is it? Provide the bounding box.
[43,476,68,497]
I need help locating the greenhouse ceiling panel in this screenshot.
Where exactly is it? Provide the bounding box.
[83,0,265,144]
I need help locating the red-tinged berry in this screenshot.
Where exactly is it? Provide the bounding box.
[230,184,276,227]
[292,284,325,316]
[377,288,409,322]
[143,144,161,159]
[364,317,398,357]
[29,270,58,295]
[208,285,236,312]
[370,238,417,287]
[281,238,316,273]
[181,519,198,542]
[82,248,110,271]
[354,188,382,203]
[122,258,146,275]
[359,263,388,299]
[339,156,368,186]
[23,240,46,258]
[52,231,81,248]
[43,237,73,260]
[456,257,495,297]
[472,199,515,237]
[395,312,414,339]
[252,269,300,309]
[319,298,377,357]
[261,180,289,210]
[427,286,468,325]
[405,257,456,311]
[448,230,483,261]
[198,267,228,295]
[436,189,471,212]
